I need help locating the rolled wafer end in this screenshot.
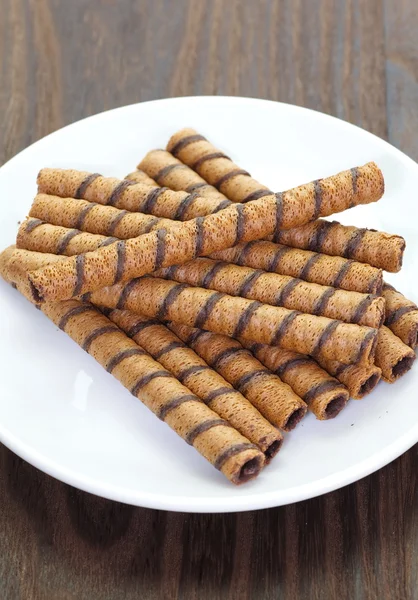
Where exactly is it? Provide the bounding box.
[221,447,265,485]
[0,246,16,283]
[375,326,416,383]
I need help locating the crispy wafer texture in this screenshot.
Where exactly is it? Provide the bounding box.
[28,161,385,303]
[316,357,381,399]
[211,240,383,295]
[124,169,157,187]
[84,277,378,364]
[138,149,228,202]
[240,340,349,419]
[168,322,307,431]
[167,128,272,203]
[383,283,418,348]
[155,257,385,328]
[37,168,230,219]
[29,194,180,239]
[274,219,405,273]
[107,309,282,458]
[374,326,416,383]
[0,245,15,284]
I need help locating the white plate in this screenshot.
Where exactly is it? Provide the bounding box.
[0,96,417,513]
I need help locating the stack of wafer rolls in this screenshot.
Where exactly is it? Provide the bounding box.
[125,169,158,187]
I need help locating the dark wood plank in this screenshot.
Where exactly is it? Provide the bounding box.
[0,1,417,599]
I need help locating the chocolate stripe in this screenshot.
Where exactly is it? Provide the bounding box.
[194,292,225,329]
[155,229,168,269]
[383,282,396,292]
[82,325,119,352]
[308,221,331,251]
[214,443,258,471]
[99,236,119,247]
[312,287,337,316]
[194,216,206,255]
[113,240,126,284]
[276,278,300,306]
[58,304,97,330]
[106,348,146,373]
[235,369,269,393]
[185,328,208,347]
[143,187,167,213]
[75,203,97,230]
[174,192,200,220]
[170,134,206,157]
[155,163,187,183]
[236,241,256,266]
[185,182,209,193]
[80,292,91,303]
[201,261,226,288]
[185,418,229,445]
[355,329,377,363]
[192,152,230,171]
[271,193,284,242]
[275,356,312,377]
[73,254,86,296]
[350,167,359,206]
[128,318,159,338]
[107,180,136,207]
[241,189,272,203]
[233,301,262,338]
[214,169,250,191]
[144,217,162,233]
[107,210,128,236]
[159,394,201,421]
[238,270,264,297]
[332,260,354,288]
[204,387,235,403]
[304,380,343,403]
[213,199,232,212]
[342,229,368,258]
[154,340,184,359]
[271,311,300,345]
[351,295,375,324]
[386,305,418,326]
[177,365,211,384]
[268,245,291,273]
[311,321,340,358]
[299,253,322,280]
[234,204,246,245]
[116,278,140,310]
[56,229,81,254]
[334,363,349,377]
[131,371,173,397]
[211,346,251,370]
[25,218,44,233]
[75,173,100,198]
[312,179,323,219]
[156,283,188,320]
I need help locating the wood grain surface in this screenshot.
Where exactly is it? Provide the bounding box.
[1,1,417,598]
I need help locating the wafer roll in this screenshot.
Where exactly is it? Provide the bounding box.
[168,322,307,430]
[167,128,272,203]
[108,309,283,458]
[155,257,385,327]
[211,241,383,295]
[240,341,349,419]
[29,194,180,239]
[84,277,378,364]
[0,245,16,284]
[316,358,382,399]
[138,149,228,202]
[37,168,231,218]
[274,219,405,273]
[125,169,157,187]
[383,283,418,347]
[28,161,385,303]
[374,326,416,383]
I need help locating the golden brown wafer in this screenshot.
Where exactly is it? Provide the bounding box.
[28,162,385,303]
[0,245,16,283]
[138,149,228,202]
[168,322,307,431]
[374,326,416,383]
[274,219,405,273]
[124,169,157,187]
[211,240,383,295]
[383,283,418,348]
[316,357,382,399]
[29,194,180,239]
[37,168,230,218]
[239,340,349,419]
[108,309,283,458]
[155,257,385,328]
[167,128,272,203]
[84,277,378,365]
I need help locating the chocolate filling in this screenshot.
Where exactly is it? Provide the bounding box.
[357,372,380,398]
[107,180,136,207]
[392,355,415,379]
[324,394,347,418]
[283,407,306,431]
[213,442,259,471]
[237,455,263,483]
[264,439,283,460]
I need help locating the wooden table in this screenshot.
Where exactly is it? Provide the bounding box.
[1,1,417,598]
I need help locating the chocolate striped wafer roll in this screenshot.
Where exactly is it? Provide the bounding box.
[383,283,418,347]
[29,194,180,239]
[374,326,416,383]
[167,128,272,203]
[211,241,383,295]
[84,277,378,365]
[37,168,231,218]
[0,245,16,284]
[316,357,381,399]
[28,162,385,303]
[239,340,349,419]
[124,169,158,187]
[137,149,228,202]
[274,219,405,273]
[155,257,385,328]
[167,322,307,431]
[108,309,283,458]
